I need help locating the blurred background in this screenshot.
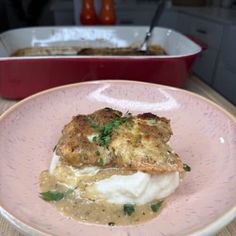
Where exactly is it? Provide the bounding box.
[0,0,236,104]
[0,0,235,30]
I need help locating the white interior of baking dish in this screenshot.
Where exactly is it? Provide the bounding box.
[0,26,201,59]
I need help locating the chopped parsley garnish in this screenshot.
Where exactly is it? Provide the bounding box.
[92,113,131,147]
[40,191,64,201]
[98,158,104,166]
[151,201,163,212]
[97,118,126,146]
[123,204,135,216]
[40,189,74,202]
[183,163,191,172]
[97,132,111,147]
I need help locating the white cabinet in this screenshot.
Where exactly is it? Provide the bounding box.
[188,16,222,84]
[218,25,236,68]
[158,11,179,29]
[193,47,218,84]
[51,1,74,25]
[170,12,223,85]
[214,61,236,104]
[116,10,153,25]
[160,9,236,104]
[188,16,223,50]
[212,25,236,104]
[116,7,180,27]
[174,13,191,34]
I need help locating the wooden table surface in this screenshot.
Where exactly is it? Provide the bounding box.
[0,76,236,236]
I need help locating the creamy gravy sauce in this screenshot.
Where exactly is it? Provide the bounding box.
[40,170,164,225]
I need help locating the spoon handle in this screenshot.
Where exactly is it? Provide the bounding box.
[148,0,166,34]
[139,0,166,51]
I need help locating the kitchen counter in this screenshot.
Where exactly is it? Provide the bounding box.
[0,75,235,236]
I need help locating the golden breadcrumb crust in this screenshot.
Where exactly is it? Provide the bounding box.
[56,108,184,174]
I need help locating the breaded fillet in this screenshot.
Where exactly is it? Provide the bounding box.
[12,45,165,57]
[56,108,184,174]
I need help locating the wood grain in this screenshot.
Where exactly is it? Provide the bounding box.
[0,76,235,236]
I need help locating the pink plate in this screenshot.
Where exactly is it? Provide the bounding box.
[0,80,236,236]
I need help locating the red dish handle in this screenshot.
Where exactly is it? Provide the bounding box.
[186,35,208,51]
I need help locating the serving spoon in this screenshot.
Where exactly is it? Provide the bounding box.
[138,0,166,52]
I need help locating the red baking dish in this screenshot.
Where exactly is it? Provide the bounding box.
[0,26,201,99]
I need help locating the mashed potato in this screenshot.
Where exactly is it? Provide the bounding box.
[50,152,180,205]
[87,171,179,205]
